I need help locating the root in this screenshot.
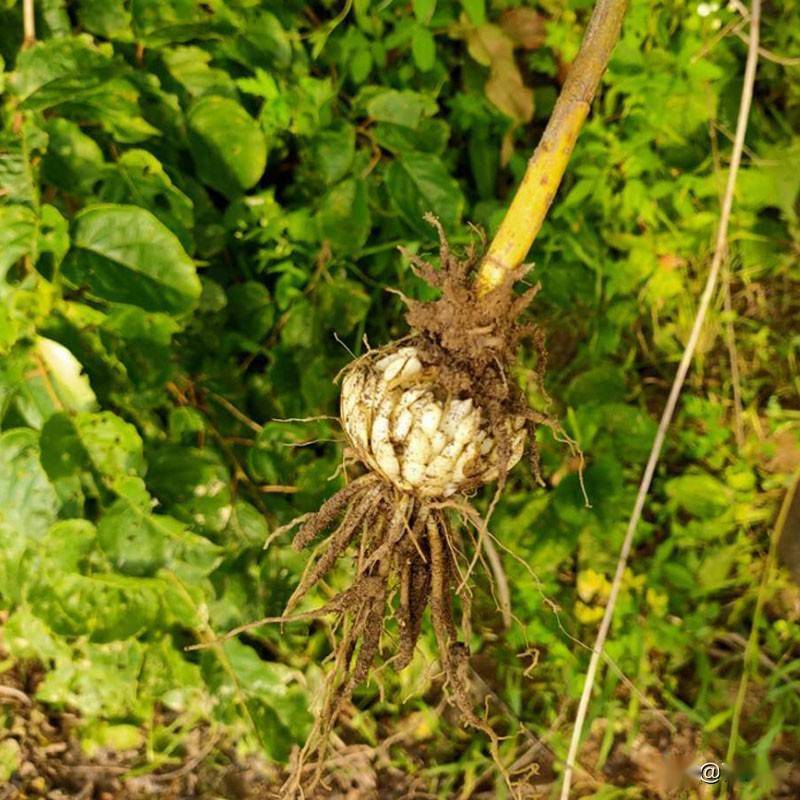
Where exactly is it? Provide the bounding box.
[267,473,523,799]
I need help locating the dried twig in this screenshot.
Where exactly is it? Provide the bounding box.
[559,3,762,797]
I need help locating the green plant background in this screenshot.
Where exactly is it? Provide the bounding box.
[0,0,798,796]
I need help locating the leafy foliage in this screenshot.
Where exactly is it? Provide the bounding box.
[0,0,799,796]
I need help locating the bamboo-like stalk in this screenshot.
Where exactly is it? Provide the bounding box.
[22,0,35,47]
[476,0,628,295]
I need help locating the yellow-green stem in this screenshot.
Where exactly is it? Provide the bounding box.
[476,0,628,295]
[23,0,35,47]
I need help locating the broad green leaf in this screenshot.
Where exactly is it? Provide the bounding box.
[204,640,312,762]
[364,88,437,129]
[0,205,38,278]
[10,37,116,108]
[146,446,232,534]
[317,178,371,253]
[131,0,234,46]
[36,640,145,717]
[3,609,72,663]
[385,151,464,233]
[222,10,292,71]
[29,572,160,641]
[95,149,195,253]
[0,129,41,206]
[665,472,733,519]
[101,305,180,346]
[565,365,628,406]
[40,412,91,481]
[40,519,97,574]
[140,637,204,713]
[11,46,154,142]
[374,119,450,155]
[62,204,201,314]
[74,411,145,480]
[317,278,370,334]
[227,281,275,341]
[187,95,267,198]
[162,45,238,99]
[77,0,134,40]
[97,497,176,576]
[0,429,60,600]
[165,525,224,582]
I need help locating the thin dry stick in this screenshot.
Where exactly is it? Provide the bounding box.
[723,273,745,447]
[559,4,761,798]
[710,120,746,449]
[22,0,35,46]
[476,0,628,294]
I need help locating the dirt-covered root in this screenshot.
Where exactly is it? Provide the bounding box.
[279,475,508,799]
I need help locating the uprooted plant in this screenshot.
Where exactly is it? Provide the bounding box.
[278,219,559,793]
[203,1,628,795]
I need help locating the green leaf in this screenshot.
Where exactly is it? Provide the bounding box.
[43,117,105,194]
[187,95,268,198]
[0,205,38,278]
[374,119,450,155]
[665,472,733,519]
[308,123,356,186]
[205,640,312,762]
[62,204,201,314]
[40,519,97,574]
[97,497,174,576]
[363,88,437,129]
[461,0,486,25]
[317,279,370,334]
[95,149,195,253]
[10,37,116,109]
[0,428,60,541]
[146,446,233,534]
[317,178,371,254]
[411,25,436,72]
[131,0,234,46]
[227,281,275,341]
[29,572,161,641]
[75,411,146,480]
[77,0,134,40]
[140,637,204,712]
[412,0,437,23]
[40,412,91,481]
[385,151,464,233]
[36,639,146,717]
[3,609,72,663]
[162,45,238,100]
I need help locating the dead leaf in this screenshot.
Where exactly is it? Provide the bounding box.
[464,21,534,125]
[764,429,800,474]
[486,67,534,124]
[500,8,547,50]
